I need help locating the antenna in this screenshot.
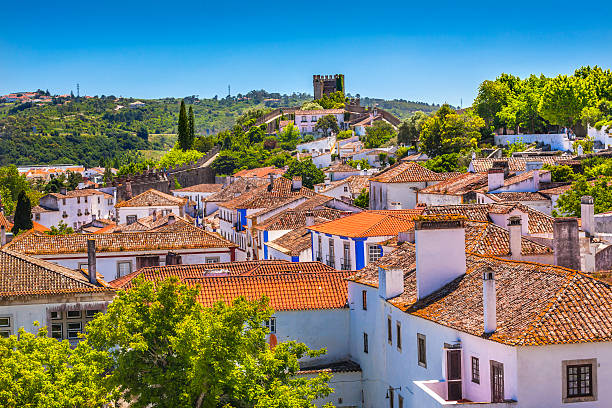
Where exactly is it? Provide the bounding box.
[77,83,80,98]
[228,84,230,97]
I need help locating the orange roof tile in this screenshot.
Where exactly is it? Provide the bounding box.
[470,156,568,172]
[307,209,424,237]
[115,189,187,208]
[172,183,224,193]
[418,172,488,196]
[233,166,285,178]
[370,162,459,183]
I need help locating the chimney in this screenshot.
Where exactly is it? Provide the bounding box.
[397,230,415,244]
[60,187,67,195]
[269,174,274,190]
[415,217,466,300]
[125,181,133,199]
[389,202,402,210]
[482,268,497,334]
[152,210,157,222]
[581,195,594,237]
[553,218,580,270]
[378,266,404,299]
[87,239,97,284]
[292,176,302,191]
[168,214,176,225]
[0,225,6,247]
[305,211,315,227]
[508,216,522,260]
[487,168,505,192]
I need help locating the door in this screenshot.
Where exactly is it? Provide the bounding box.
[446,350,462,400]
[490,360,504,402]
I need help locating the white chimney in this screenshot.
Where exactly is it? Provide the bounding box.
[0,225,6,246]
[487,168,504,192]
[483,268,497,334]
[415,217,466,300]
[87,239,97,284]
[389,202,402,210]
[532,169,540,190]
[508,216,522,260]
[581,195,594,237]
[378,267,404,299]
[305,211,315,227]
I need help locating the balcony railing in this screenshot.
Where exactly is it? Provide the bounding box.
[325,255,335,268]
[315,253,322,262]
[340,258,352,271]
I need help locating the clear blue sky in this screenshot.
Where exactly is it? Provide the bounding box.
[2,0,611,105]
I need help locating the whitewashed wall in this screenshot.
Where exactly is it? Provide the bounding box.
[494,134,573,152]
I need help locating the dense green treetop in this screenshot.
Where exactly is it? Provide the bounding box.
[418,104,484,156]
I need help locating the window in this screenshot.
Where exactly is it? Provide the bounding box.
[84,196,88,203]
[363,332,368,353]
[0,317,11,338]
[344,186,348,192]
[205,257,220,264]
[264,317,276,333]
[563,359,597,402]
[362,290,367,310]
[97,197,100,204]
[86,310,100,318]
[67,322,82,339]
[387,317,392,345]
[368,244,382,263]
[77,197,80,204]
[50,311,62,320]
[417,333,427,367]
[51,323,63,339]
[396,322,402,351]
[472,357,480,384]
[126,215,137,225]
[67,310,82,319]
[78,262,88,271]
[116,261,132,279]
[62,198,66,205]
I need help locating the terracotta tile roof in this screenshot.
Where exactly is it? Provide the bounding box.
[222,178,315,210]
[172,183,223,193]
[307,209,425,238]
[327,162,359,174]
[255,208,349,231]
[0,213,12,230]
[267,226,315,256]
[370,162,459,183]
[294,109,344,115]
[350,246,612,346]
[539,184,573,195]
[5,228,235,255]
[470,156,567,172]
[115,189,187,208]
[110,259,337,289]
[205,178,268,202]
[0,249,113,297]
[484,192,550,202]
[31,205,54,213]
[424,203,554,235]
[32,221,50,233]
[316,175,370,195]
[233,166,286,178]
[111,214,194,233]
[298,360,361,374]
[418,172,488,196]
[47,188,112,199]
[498,169,550,187]
[189,272,350,311]
[400,152,429,162]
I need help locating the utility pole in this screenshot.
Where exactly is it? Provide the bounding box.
[77,83,80,98]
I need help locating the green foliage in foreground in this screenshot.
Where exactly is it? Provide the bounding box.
[554,176,612,217]
[283,158,325,189]
[86,277,333,408]
[423,153,468,173]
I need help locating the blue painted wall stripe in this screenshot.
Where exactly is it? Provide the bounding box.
[263,230,269,259]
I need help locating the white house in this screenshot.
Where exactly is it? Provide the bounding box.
[346,216,612,407]
[172,183,223,219]
[294,109,345,134]
[5,228,236,282]
[468,156,569,174]
[370,162,458,210]
[115,189,188,225]
[314,175,370,202]
[0,248,115,344]
[417,172,488,206]
[588,125,612,149]
[35,188,115,230]
[325,162,363,182]
[296,135,337,155]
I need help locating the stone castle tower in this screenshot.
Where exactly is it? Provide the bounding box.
[313,74,345,100]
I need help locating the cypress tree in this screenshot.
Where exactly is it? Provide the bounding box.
[177,100,189,150]
[12,190,32,235]
[188,106,195,148]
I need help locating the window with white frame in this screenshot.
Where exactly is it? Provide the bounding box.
[368,244,382,262]
[126,215,137,225]
[205,257,220,264]
[0,316,12,337]
[116,261,132,279]
[49,309,101,340]
[264,317,276,333]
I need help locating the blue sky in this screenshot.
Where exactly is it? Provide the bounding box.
[2,0,612,105]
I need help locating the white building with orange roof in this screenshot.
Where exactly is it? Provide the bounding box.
[293,109,345,134]
[36,188,115,229]
[115,189,188,225]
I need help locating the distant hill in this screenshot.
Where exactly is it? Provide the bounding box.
[0,90,440,167]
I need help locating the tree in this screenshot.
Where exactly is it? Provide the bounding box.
[314,115,339,137]
[188,106,195,146]
[177,100,191,150]
[157,146,204,169]
[12,190,32,234]
[474,80,511,130]
[336,130,353,140]
[0,325,115,407]
[278,123,301,151]
[423,153,466,173]
[0,165,29,216]
[418,105,484,157]
[554,177,612,217]
[397,111,427,146]
[316,91,346,109]
[505,138,528,157]
[301,101,324,111]
[363,121,396,148]
[543,164,576,182]
[137,125,149,140]
[283,158,325,189]
[538,75,596,129]
[211,151,241,175]
[66,170,82,190]
[47,220,75,235]
[353,188,369,209]
[347,158,370,170]
[86,277,333,408]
